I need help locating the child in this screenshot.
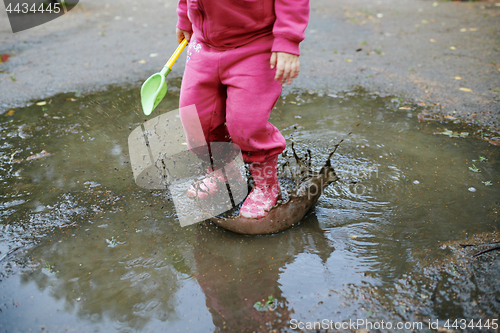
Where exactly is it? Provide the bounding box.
[177,0,309,219]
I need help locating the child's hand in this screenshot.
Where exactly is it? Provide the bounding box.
[270,52,300,85]
[176,28,191,44]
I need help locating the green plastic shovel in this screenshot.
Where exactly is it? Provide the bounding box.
[141,38,188,115]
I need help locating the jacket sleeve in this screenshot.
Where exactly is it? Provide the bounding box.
[177,0,193,32]
[272,0,310,56]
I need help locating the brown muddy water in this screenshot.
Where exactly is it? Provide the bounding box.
[0,82,499,332]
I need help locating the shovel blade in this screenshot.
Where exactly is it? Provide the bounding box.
[141,73,167,116]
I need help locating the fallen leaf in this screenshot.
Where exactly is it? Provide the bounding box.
[450,46,456,50]
[444,115,456,120]
[289,101,297,104]
[36,101,47,106]
[422,19,429,24]
[497,68,500,72]
[487,137,500,146]
[432,2,439,6]
[469,28,477,31]
[27,150,51,161]
[350,235,358,240]
[1,54,9,62]
[459,87,472,92]
[346,59,353,62]
[138,60,146,64]
[66,98,76,101]
[5,109,15,116]
[435,129,466,138]
[399,106,411,110]
[437,129,455,137]
[454,76,462,80]
[430,39,436,43]
[417,102,426,106]
[460,28,467,32]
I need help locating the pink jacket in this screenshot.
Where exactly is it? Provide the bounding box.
[176,0,309,56]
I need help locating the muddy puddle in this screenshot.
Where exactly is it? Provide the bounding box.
[0,82,499,332]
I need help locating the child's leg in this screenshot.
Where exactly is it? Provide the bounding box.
[180,38,230,198]
[219,35,286,217]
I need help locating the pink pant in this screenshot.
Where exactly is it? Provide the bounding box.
[179,34,286,164]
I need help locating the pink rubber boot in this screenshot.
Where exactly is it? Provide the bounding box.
[187,167,224,199]
[187,161,243,199]
[239,155,280,219]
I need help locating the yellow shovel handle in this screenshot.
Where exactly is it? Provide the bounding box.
[166,39,188,69]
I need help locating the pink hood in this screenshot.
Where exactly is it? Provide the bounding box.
[177,0,309,55]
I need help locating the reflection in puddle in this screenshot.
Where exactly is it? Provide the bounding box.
[0,85,498,331]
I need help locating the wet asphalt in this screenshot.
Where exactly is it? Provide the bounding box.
[0,0,499,134]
